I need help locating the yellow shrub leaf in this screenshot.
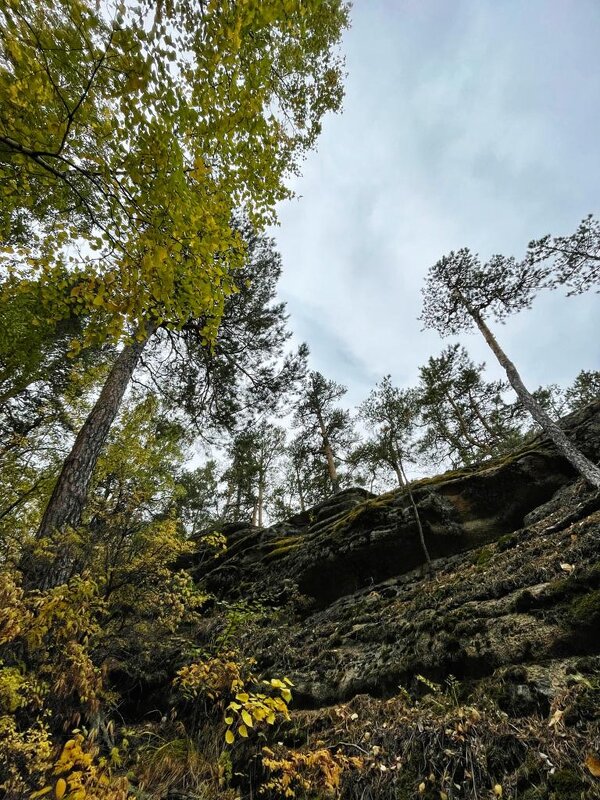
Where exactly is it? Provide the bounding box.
[238,724,248,738]
[225,729,235,745]
[55,778,67,799]
[241,710,253,727]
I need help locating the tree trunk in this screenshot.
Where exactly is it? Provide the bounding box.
[222,479,235,522]
[398,458,432,568]
[467,388,498,441]
[392,463,404,487]
[445,392,487,450]
[31,323,156,586]
[471,310,600,488]
[315,408,340,493]
[257,474,264,528]
[294,463,306,512]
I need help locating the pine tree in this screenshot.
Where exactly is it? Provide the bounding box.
[421,249,600,488]
[354,376,420,487]
[354,375,430,566]
[526,213,600,295]
[417,345,522,467]
[564,370,600,412]
[294,372,355,495]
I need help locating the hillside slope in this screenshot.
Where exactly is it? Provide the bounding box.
[183,403,600,799]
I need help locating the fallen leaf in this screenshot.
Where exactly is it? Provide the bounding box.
[548,709,564,728]
[585,753,600,778]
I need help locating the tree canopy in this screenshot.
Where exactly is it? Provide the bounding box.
[421,245,600,488]
[1,0,349,348]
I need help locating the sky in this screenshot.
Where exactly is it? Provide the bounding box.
[269,0,600,409]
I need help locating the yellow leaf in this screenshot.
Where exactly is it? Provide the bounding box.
[225,729,235,745]
[585,753,600,777]
[224,716,234,725]
[493,785,503,797]
[238,724,248,738]
[418,782,426,794]
[241,710,253,727]
[55,778,67,799]
[235,692,249,702]
[30,788,52,799]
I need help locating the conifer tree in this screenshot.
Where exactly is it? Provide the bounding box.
[417,345,521,467]
[354,375,430,566]
[177,461,223,537]
[354,376,420,487]
[526,213,600,295]
[221,421,286,527]
[564,370,600,412]
[294,372,354,495]
[421,249,600,488]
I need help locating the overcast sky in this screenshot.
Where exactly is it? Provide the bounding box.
[269,0,600,409]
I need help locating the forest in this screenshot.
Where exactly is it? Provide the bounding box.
[1,1,599,799]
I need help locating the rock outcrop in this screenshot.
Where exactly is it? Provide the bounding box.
[188,403,600,799]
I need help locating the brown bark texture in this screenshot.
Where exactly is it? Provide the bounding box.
[32,324,155,587]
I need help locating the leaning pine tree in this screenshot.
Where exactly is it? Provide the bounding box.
[420,248,600,489]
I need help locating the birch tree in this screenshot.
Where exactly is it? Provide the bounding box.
[0,0,349,556]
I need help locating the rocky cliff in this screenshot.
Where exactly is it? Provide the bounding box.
[183,404,600,799]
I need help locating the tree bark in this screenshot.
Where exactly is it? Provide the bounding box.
[315,408,340,493]
[445,392,487,450]
[392,462,404,487]
[398,459,431,568]
[471,310,600,489]
[32,323,156,585]
[467,388,498,441]
[294,463,306,512]
[257,473,264,528]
